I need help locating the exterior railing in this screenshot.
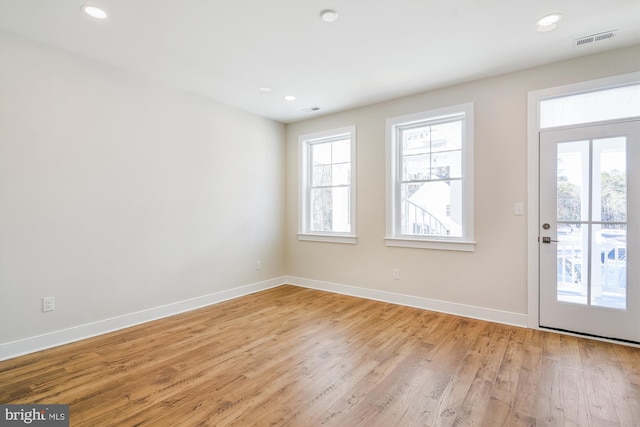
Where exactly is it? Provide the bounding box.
[403,199,448,236]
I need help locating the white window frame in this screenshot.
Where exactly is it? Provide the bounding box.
[298,126,357,244]
[385,103,475,251]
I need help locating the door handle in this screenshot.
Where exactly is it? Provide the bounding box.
[542,236,559,243]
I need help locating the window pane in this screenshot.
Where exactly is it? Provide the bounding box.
[557,141,588,222]
[311,188,331,231]
[594,137,626,222]
[312,164,331,186]
[541,84,640,128]
[311,142,331,165]
[310,187,350,232]
[403,153,430,181]
[401,120,463,182]
[311,139,352,187]
[331,187,350,232]
[591,224,626,309]
[556,224,588,305]
[332,139,350,163]
[332,163,350,186]
[400,180,462,237]
[431,150,461,179]
[430,121,462,152]
[402,126,431,155]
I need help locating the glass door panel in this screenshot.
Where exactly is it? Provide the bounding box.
[556,223,587,305]
[555,138,628,309]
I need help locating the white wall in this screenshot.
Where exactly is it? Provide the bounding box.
[0,31,285,345]
[285,44,640,317]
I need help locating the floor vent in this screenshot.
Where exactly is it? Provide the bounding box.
[575,30,617,46]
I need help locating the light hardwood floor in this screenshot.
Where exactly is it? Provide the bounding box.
[1,285,638,426]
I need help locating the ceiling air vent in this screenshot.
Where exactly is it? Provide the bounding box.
[574,30,617,46]
[302,106,320,113]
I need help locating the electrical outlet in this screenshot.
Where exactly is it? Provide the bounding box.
[42,296,55,312]
[256,260,262,270]
[393,268,400,280]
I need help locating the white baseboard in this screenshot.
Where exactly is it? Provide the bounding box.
[0,277,285,361]
[1,276,529,361]
[285,276,528,328]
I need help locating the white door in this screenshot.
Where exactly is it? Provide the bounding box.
[539,120,640,343]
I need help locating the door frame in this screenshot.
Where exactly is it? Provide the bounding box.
[526,72,640,334]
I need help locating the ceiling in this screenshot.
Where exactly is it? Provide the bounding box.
[1,1,639,123]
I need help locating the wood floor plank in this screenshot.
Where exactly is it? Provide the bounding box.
[1,285,638,426]
[483,328,526,426]
[456,324,512,426]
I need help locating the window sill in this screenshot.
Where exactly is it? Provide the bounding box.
[385,237,476,252]
[298,233,357,244]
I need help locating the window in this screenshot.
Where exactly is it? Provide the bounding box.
[386,103,474,251]
[540,83,640,129]
[298,126,356,244]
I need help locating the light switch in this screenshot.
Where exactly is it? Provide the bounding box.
[514,202,524,216]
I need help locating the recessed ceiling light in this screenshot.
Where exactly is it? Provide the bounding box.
[82,5,108,19]
[537,23,557,32]
[284,95,296,101]
[537,13,562,32]
[320,9,338,23]
[537,13,562,27]
[259,86,273,93]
